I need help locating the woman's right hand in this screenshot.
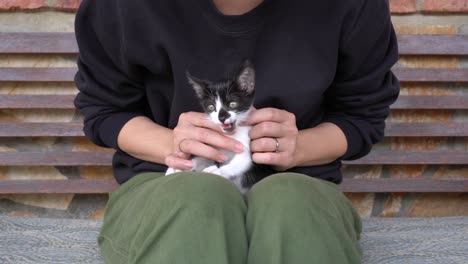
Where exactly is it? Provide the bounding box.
[164,112,245,170]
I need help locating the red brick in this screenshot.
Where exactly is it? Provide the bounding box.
[0,0,81,11]
[54,0,81,11]
[423,0,468,13]
[0,0,46,10]
[390,0,417,13]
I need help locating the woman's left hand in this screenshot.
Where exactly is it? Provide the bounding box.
[244,107,299,171]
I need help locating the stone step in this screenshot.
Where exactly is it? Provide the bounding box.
[0,216,466,264]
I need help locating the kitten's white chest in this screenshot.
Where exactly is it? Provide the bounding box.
[228,126,251,147]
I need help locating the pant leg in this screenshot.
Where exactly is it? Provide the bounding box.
[98,172,248,264]
[246,172,362,264]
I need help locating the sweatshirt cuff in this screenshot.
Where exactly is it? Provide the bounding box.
[98,112,143,152]
[321,116,364,161]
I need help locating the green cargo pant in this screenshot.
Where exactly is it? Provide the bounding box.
[98,172,362,264]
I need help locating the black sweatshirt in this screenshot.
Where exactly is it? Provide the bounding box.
[74,0,400,185]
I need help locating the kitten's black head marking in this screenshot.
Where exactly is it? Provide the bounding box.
[187,60,255,97]
[186,60,256,132]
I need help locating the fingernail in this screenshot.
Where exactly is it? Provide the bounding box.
[218,155,227,162]
[235,143,244,153]
[183,160,192,168]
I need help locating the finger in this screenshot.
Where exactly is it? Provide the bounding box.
[192,127,244,153]
[252,152,284,166]
[250,137,280,153]
[180,139,228,163]
[165,153,193,170]
[244,108,293,125]
[249,121,285,140]
[180,112,223,132]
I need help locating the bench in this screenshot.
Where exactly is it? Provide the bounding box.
[0,32,467,263]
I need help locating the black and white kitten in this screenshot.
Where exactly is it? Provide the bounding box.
[166,60,257,193]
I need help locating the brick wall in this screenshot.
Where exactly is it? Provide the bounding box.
[0,0,80,11]
[2,0,467,13]
[392,0,468,13]
[385,0,468,218]
[0,0,467,219]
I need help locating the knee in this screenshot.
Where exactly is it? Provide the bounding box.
[249,172,331,196]
[247,172,341,212]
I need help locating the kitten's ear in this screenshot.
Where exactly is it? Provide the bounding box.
[186,72,209,99]
[236,60,255,94]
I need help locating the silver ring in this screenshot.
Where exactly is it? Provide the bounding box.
[274,138,280,153]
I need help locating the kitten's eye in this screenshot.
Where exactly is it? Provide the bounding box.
[229,102,238,109]
[207,105,215,112]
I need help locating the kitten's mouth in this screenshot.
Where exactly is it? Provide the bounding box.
[221,122,236,133]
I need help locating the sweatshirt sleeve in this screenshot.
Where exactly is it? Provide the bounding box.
[322,0,400,161]
[73,0,149,151]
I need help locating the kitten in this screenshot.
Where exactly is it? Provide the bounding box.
[166,60,259,193]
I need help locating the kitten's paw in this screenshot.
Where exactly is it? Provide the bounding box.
[202,165,218,174]
[165,167,182,176]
